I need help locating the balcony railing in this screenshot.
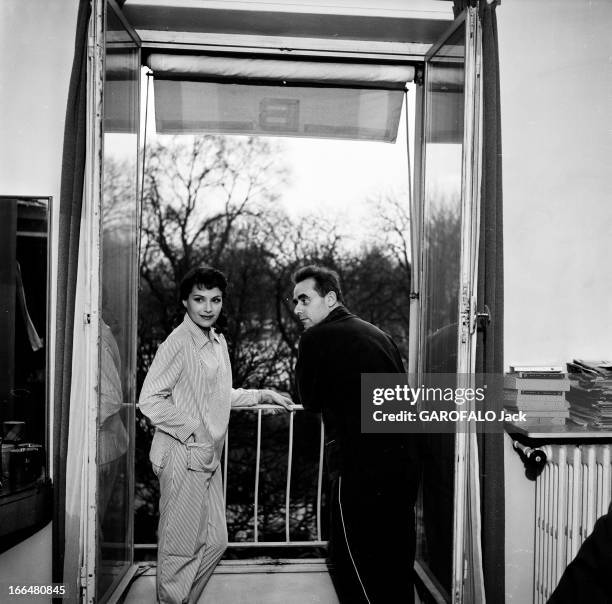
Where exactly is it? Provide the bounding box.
[135,403,328,552]
[226,403,326,548]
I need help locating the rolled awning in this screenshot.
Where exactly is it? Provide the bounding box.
[146,54,415,142]
[146,54,415,89]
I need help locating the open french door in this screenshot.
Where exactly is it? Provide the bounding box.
[84,0,141,601]
[413,7,483,604]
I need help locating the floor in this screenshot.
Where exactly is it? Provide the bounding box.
[121,559,339,603]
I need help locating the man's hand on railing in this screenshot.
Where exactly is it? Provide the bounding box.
[259,389,294,414]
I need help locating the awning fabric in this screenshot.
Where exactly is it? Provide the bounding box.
[146,54,413,142]
[146,54,415,89]
[152,80,404,142]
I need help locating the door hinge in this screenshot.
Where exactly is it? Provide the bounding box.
[453,556,468,603]
[83,313,91,325]
[459,286,474,342]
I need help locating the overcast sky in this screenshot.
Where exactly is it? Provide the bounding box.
[278,104,411,220]
[105,78,415,249]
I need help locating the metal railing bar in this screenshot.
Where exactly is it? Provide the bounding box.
[135,541,329,550]
[253,408,262,542]
[285,411,295,542]
[223,430,229,503]
[316,419,325,542]
[219,558,328,566]
[232,403,303,411]
[227,540,329,548]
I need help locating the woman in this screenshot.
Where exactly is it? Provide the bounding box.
[138,266,292,603]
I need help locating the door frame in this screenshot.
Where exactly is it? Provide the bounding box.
[81,2,485,602]
[414,7,483,603]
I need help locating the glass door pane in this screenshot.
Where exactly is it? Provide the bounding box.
[96,3,140,600]
[416,9,480,601]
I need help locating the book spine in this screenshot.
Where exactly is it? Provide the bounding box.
[520,390,565,396]
[505,402,569,411]
[525,417,567,425]
[515,372,566,380]
[509,365,563,373]
[515,410,570,417]
[504,391,567,403]
[504,377,570,391]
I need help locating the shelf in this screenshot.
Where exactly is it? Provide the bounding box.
[0,479,52,544]
[506,421,612,441]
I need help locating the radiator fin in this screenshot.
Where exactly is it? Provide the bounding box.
[534,444,612,603]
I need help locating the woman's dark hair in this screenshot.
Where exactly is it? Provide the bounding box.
[292,265,344,304]
[179,266,228,301]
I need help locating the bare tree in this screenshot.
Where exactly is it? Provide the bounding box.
[369,191,412,280]
[140,135,288,335]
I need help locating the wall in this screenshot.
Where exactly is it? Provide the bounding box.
[499,1,612,602]
[0,0,79,591]
[501,0,612,367]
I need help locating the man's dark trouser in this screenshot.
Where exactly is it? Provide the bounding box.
[327,464,417,604]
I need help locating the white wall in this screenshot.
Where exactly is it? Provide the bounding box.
[499,1,612,602]
[0,0,79,590]
[501,0,612,368]
[0,1,78,199]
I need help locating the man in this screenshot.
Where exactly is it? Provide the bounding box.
[293,265,420,604]
[139,266,291,603]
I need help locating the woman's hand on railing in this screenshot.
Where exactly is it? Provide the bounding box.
[258,389,294,414]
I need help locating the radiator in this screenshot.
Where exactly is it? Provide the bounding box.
[534,444,612,603]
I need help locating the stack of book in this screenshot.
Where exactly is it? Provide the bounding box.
[504,365,570,425]
[566,360,612,429]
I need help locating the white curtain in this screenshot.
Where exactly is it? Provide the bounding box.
[63,193,93,596]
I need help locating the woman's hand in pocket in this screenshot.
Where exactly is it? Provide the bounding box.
[192,423,208,442]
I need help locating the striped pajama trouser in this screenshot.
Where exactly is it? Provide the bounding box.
[155,444,227,604]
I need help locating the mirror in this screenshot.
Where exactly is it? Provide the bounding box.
[0,196,50,543]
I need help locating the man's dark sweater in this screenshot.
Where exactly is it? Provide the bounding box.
[296,305,419,474]
[295,305,420,604]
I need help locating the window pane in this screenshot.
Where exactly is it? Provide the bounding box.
[97,4,139,599]
[418,22,466,597]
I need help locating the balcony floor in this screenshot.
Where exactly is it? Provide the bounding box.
[122,559,339,603]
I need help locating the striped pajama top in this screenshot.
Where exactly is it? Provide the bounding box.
[138,313,259,471]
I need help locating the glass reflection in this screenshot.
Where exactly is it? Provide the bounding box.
[0,198,48,500]
[418,23,465,597]
[97,4,138,600]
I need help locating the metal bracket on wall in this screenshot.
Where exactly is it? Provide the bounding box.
[512,439,547,477]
